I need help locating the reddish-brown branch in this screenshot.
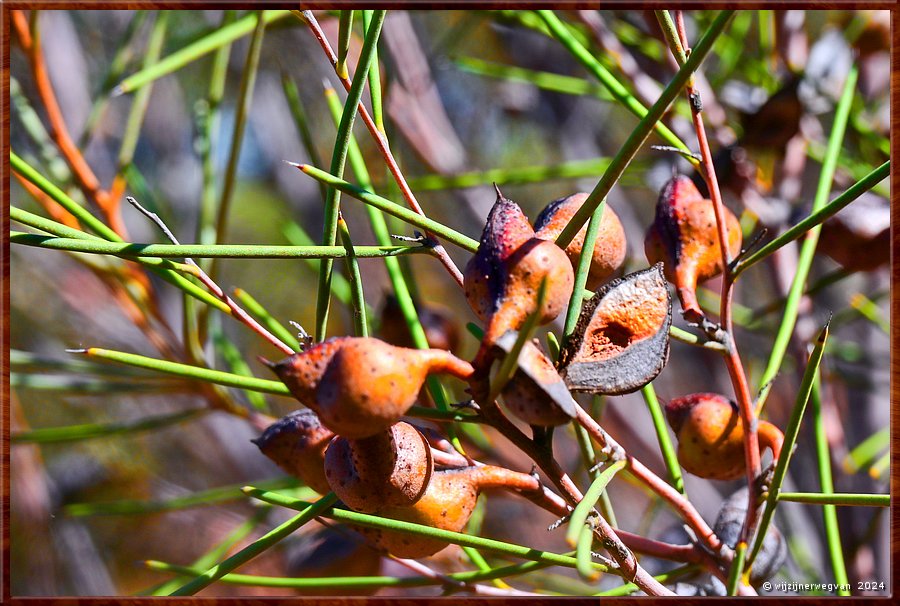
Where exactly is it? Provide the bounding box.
[673,9,761,554]
[574,406,724,556]
[472,396,672,596]
[297,10,464,288]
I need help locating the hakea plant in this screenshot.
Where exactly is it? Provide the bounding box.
[9,7,890,600]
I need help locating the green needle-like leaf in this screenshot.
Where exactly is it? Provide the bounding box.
[170,493,338,595]
[554,10,734,249]
[753,64,859,414]
[113,10,292,95]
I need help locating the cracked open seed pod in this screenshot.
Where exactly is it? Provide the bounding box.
[558,264,672,395]
[645,175,742,323]
[356,465,541,558]
[267,337,474,439]
[464,188,574,364]
[534,193,627,289]
[324,422,433,514]
[493,331,577,426]
[665,393,784,481]
[252,409,334,495]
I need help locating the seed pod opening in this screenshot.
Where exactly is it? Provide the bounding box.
[559,264,672,395]
[493,331,578,426]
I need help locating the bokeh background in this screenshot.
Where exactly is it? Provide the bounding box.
[10,9,890,596]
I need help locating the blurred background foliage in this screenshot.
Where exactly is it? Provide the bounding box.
[10,9,889,596]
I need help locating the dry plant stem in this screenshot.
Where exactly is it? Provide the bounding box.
[12,10,126,237]
[476,403,671,595]
[673,10,761,549]
[573,406,722,555]
[125,197,294,357]
[296,10,463,287]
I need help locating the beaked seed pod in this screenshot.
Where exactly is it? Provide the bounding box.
[714,486,787,585]
[665,393,784,481]
[252,409,334,494]
[534,193,627,290]
[324,422,434,514]
[645,176,742,323]
[357,465,540,558]
[269,337,474,439]
[464,188,574,362]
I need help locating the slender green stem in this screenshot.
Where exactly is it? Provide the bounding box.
[77,11,150,147]
[734,160,889,278]
[170,493,338,595]
[535,10,693,159]
[11,409,202,444]
[281,73,327,201]
[10,156,230,313]
[811,378,850,595]
[149,557,554,589]
[64,477,301,517]
[595,564,698,596]
[113,10,291,94]
[295,164,479,251]
[12,150,119,240]
[554,10,734,248]
[209,10,266,280]
[116,12,168,176]
[361,10,385,133]
[315,10,386,341]
[844,427,889,474]
[640,384,684,494]
[10,206,229,313]
[148,508,269,595]
[405,156,638,191]
[777,493,889,507]
[753,65,858,414]
[562,199,605,342]
[245,487,614,575]
[566,459,626,546]
[849,293,889,334]
[74,347,291,395]
[454,55,614,101]
[196,10,236,257]
[726,541,747,596]
[10,232,430,259]
[748,321,828,569]
[73,347,485,425]
[337,215,368,337]
[231,288,301,352]
[211,318,269,411]
[336,10,354,79]
[322,85,461,449]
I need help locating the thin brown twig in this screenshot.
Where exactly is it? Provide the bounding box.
[295,10,464,288]
[671,8,761,560]
[470,390,673,595]
[125,196,296,357]
[573,406,724,556]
